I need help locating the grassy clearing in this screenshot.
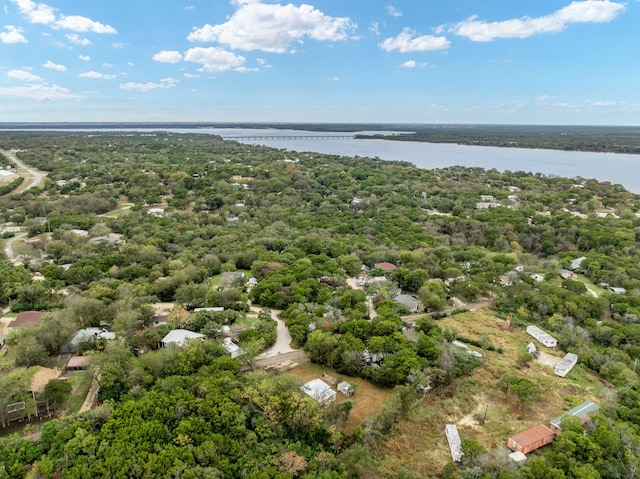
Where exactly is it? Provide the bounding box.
[368,308,605,478]
[575,274,608,296]
[68,372,93,413]
[98,202,134,218]
[286,363,392,433]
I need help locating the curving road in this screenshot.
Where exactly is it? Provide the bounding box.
[254,307,299,360]
[0,149,47,192]
[4,232,27,266]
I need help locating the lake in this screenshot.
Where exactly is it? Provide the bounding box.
[202,128,640,193]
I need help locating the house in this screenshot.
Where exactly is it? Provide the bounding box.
[147,207,165,217]
[526,325,558,348]
[30,367,61,400]
[475,201,502,209]
[219,271,246,287]
[363,350,384,365]
[530,273,545,283]
[373,262,397,272]
[66,356,91,371]
[554,353,578,378]
[570,256,587,271]
[161,329,205,348]
[526,342,537,355]
[608,287,627,295]
[549,401,599,434]
[507,424,555,454]
[559,269,573,280]
[301,378,336,406]
[62,328,116,353]
[8,311,46,330]
[499,276,512,287]
[393,294,419,313]
[222,337,243,358]
[445,424,463,462]
[89,234,123,245]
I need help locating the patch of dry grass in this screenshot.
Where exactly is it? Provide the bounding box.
[369,308,605,478]
[286,363,392,433]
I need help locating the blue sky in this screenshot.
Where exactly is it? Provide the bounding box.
[1,0,638,124]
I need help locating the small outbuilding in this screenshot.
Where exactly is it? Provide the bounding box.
[549,401,599,434]
[508,451,527,463]
[393,294,419,313]
[507,424,555,454]
[337,381,355,397]
[445,424,463,462]
[526,325,558,348]
[66,356,91,371]
[301,378,336,406]
[554,352,578,378]
[608,287,627,295]
[373,262,397,272]
[221,337,244,358]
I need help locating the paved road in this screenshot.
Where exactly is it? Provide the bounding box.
[0,149,46,191]
[254,308,298,359]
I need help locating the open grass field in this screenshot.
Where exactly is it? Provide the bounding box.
[286,363,392,433]
[367,307,605,478]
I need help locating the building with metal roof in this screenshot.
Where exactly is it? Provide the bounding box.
[549,401,599,434]
[507,424,555,454]
[554,352,578,378]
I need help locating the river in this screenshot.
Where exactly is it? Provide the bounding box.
[6,127,640,193]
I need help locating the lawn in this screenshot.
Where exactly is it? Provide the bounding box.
[367,307,605,478]
[286,363,392,433]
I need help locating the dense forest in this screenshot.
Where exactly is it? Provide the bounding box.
[0,131,640,478]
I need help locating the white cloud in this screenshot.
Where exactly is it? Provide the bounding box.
[400,60,428,68]
[78,54,90,61]
[0,25,28,43]
[113,42,127,49]
[7,69,42,82]
[370,22,380,36]
[153,50,183,63]
[66,33,91,45]
[184,47,246,72]
[449,0,625,41]
[43,60,66,71]
[0,83,81,101]
[185,5,195,11]
[55,15,117,33]
[10,0,56,24]
[119,77,179,92]
[379,28,450,52]
[328,76,340,81]
[79,71,116,80]
[10,0,116,33]
[386,5,403,17]
[187,1,357,53]
[184,73,200,78]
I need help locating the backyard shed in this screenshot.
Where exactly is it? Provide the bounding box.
[66,356,91,371]
[445,424,463,462]
[526,325,558,348]
[337,381,354,397]
[549,401,599,434]
[507,424,555,454]
[554,352,578,377]
[301,378,336,406]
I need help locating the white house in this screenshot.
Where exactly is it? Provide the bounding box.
[161,329,205,348]
[301,378,336,405]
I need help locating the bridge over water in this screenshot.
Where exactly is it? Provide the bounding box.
[222,134,354,141]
